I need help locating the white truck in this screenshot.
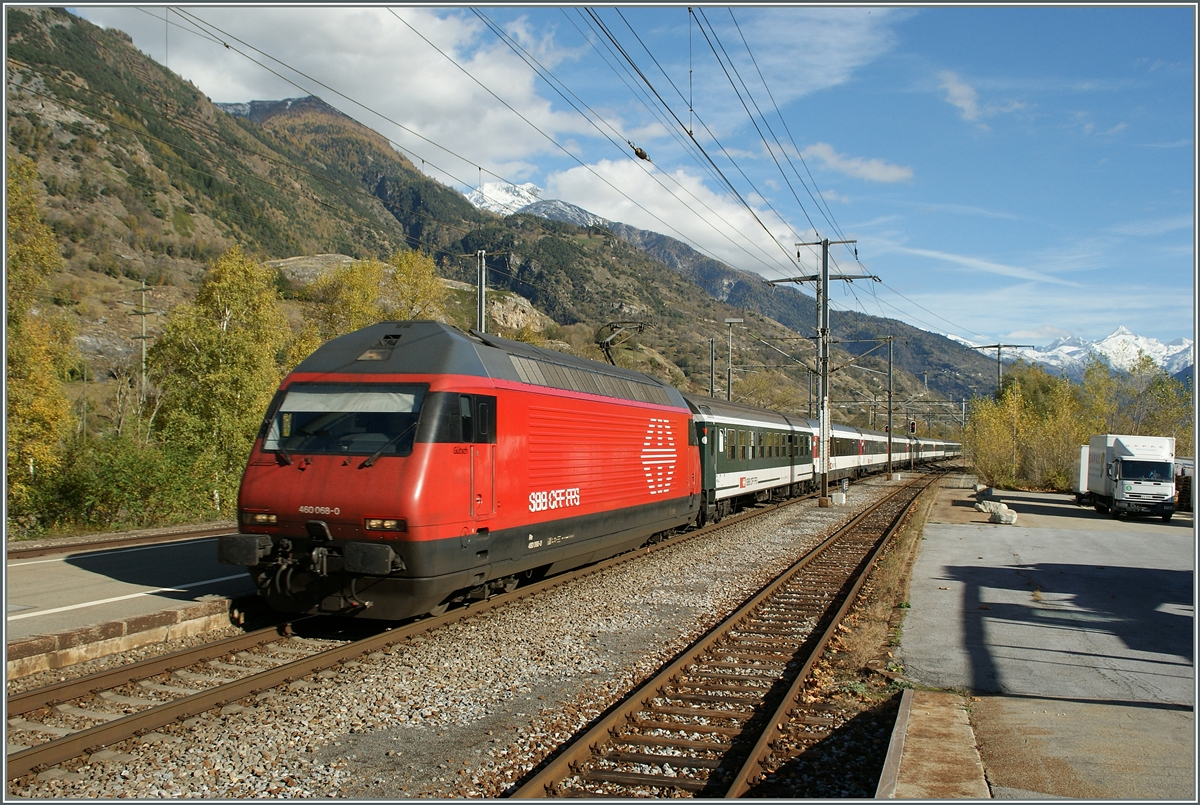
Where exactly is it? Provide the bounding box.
[1085,434,1175,522]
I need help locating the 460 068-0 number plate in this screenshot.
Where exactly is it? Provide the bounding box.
[299,505,341,515]
[528,487,580,513]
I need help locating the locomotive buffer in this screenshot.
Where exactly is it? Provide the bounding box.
[769,238,879,505]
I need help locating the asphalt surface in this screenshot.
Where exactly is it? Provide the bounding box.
[6,537,255,641]
[899,485,1195,799]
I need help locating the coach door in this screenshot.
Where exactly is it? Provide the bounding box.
[467,396,496,519]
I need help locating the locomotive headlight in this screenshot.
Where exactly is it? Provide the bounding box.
[241,511,278,525]
[364,518,406,532]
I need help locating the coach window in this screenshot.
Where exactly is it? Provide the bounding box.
[738,430,746,461]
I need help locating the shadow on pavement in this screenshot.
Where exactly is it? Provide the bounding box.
[942,562,1193,694]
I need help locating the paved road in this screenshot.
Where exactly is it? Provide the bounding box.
[6,537,256,641]
[905,487,1192,703]
[899,485,1194,799]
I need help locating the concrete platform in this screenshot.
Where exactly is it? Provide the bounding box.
[6,531,252,679]
[877,689,990,799]
[890,483,1195,799]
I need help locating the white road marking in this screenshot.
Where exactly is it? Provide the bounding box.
[5,573,249,621]
[8,538,216,568]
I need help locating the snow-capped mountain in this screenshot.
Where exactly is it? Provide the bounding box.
[519,199,611,229]
[947,329,1193,378]
[466,182,611,227]
[465,181,543,215]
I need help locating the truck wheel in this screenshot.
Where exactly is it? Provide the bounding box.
[1162,514,1173,523]
[1109,505,1120,519]
[1094,503,1105,513]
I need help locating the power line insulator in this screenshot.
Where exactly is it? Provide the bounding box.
[628,141,651,162]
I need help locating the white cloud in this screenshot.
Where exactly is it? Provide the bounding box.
[937,71,1026,127]
[546,159,808,278]
[938,71,980,121]
[801,143,912,183]
[1112,216,1194,237]
[1004,325,1075,342]
[75,7,596,181]
[884,245,1077,286]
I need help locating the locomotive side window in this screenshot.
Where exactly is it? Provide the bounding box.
[415,393,496,444]
[459,395,474,442]
[477,401,491,437]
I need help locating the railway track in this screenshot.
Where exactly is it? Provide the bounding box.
[6,483,825,783]
[6,524,236,561]
[510,470,940,798]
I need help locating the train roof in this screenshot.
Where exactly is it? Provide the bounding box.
[682,393,814,429]
[291,321,689,409]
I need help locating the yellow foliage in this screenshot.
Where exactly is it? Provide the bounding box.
[964,358,1191,490]
[303,249,446,341]
[734,370,803,413]
[149,247,290,496]
[6,155,76,510]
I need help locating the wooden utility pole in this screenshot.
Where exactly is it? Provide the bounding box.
[769,238,876,506]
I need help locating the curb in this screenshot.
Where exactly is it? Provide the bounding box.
[6,599,233,680]
[875,687,915,798]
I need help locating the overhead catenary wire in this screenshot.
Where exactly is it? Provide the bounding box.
[691,7,818,241]
[109,9,973,348]
[471,8,795,278]
[726,8,851,251]
[594,7,801,278]
[386,8,775,275]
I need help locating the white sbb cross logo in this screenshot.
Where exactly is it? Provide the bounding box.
[641,418,676,495]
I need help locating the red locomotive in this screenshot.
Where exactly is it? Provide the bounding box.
[220,321,701,620]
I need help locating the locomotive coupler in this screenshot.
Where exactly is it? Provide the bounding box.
[311,546,330,577]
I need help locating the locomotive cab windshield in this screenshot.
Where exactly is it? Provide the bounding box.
[261,382,427,457]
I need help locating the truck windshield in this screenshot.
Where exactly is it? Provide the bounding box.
[1119,460,1174,482]
[262,383,426,457]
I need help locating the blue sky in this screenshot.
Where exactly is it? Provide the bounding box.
[73,6,1195,347]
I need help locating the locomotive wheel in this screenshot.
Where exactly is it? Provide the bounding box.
[427,602,449,617]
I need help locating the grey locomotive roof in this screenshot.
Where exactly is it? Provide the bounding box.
[291,321,688,409]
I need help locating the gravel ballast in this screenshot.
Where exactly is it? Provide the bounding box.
[8,477,904,799]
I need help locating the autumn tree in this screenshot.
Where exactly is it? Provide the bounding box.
[735,370,803,413]
[6,155,76,513]
[148,247,290,511]
[303,249,446,342]
[963,382,1029,488]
